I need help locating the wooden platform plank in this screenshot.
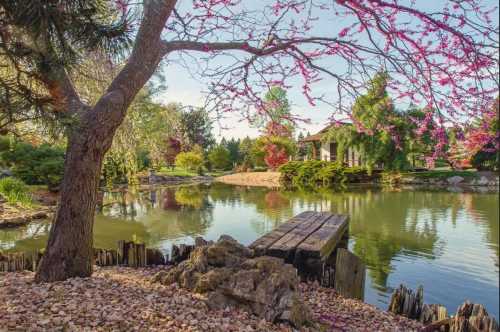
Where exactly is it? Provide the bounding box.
[296,214,349,259]
[249,211,315,252]
[268,212,334,255]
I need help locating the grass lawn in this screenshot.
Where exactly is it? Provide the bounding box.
[158,167,229,177]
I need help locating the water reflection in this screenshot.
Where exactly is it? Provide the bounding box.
[0,183,498,318]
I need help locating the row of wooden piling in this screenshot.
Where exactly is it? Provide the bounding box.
[389,284,499,331]
[0,241,168,273]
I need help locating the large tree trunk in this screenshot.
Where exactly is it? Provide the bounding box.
[34,0,175,282]
[35,116,113,282]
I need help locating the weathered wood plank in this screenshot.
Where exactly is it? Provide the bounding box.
[334,248,365,300]
[267,212,333,260]
[296,214,349,259]
[249,211,315,253]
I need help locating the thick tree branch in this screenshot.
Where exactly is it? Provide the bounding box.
[103,0,178,110]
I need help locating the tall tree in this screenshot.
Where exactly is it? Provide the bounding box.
[179,108,215,151]
[0,0,496,282]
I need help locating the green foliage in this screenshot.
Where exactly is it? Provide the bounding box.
[221,138,242,165]
[238,136,254,170]
[279,160,369,189]
[0,0,132,127]
[104,94,181,184]
[252,86,294,132]
[0,177,33,207]
[0,140,65,188]
[208,145,232,170]
[471,149,498,171]
[323,72,425,172]
[175,151,204,172]
[179,108,215,151]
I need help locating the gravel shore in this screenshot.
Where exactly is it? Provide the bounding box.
[216,172,281,188]
[0,266,422,331]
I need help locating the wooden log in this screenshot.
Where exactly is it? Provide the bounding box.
[170,244,194,265]
[449,301,499,332]
[128,243,137,267]
[333,248,365,300]
[388,284,424,320]
[420,303,448,325]
[137,243,146,267]
[117,240,127,265]
[0,252,26,272]
[146,248,165,265]
[422,318,453,332]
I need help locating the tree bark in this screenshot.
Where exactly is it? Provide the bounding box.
[35,115,113,282]
[34,0,177,282]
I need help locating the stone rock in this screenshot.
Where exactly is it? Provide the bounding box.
[155,235,311,327]
[447,176,464,185]
[477,176,489,186]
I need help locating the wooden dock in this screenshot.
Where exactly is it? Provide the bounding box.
[249,211,352,287]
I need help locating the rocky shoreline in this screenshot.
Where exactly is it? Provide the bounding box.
[0,266,422,332]
[0,189,57,228]
[216,171,499,192]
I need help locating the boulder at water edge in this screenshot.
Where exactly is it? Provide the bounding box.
[154,235,312,327]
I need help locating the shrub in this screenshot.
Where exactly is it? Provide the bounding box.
[471,145,498,171]
[208,145,231,170]
[279,160,370,188]
[0,177,33,207]
[293,160,329,188]
[175,151,204,171]
[1,141,65,187]
[278,161,302,184]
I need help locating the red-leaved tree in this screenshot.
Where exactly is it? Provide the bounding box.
[264,143,289,170]
[1,0,496,281]
[164,137,182,169]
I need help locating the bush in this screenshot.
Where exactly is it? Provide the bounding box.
[279,160,370,188]
[0,177,33,207]
[208,145,231,170]
[1,141,65,187]
[471,146,498,171]
[175,151,204,172]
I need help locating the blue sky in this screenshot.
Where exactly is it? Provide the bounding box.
[155,0,499,141]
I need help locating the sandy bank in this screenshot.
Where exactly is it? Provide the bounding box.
[216,172,281,188]
[0,266,422,331]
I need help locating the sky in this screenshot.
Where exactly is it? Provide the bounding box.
[154,0,499,141]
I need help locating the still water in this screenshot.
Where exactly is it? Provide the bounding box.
[1,183,498,318]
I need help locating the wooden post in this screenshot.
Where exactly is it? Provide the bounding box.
[388,284,424,319]
[334,248,366,300]
[117,240,127,265]
[449,301,499,332]
[420,304,448,325]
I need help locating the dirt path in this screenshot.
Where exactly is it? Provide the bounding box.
[216,172,281,188]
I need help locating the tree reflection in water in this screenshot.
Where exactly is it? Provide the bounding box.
[0,183,497,317]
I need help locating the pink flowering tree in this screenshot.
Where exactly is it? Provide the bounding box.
[2,0,496,281]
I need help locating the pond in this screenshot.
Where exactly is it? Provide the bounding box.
[1,183,498,319]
